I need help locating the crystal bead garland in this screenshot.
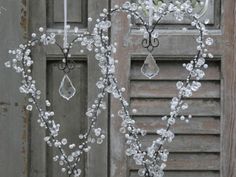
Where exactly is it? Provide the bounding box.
[59,74,76,100]
[141,53,160,79]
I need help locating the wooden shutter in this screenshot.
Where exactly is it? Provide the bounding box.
[28,0,109,177]
[0,1,29,177]
[110,0,236,177]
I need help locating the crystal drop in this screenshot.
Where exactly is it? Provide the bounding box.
[141,53,159,79]
[59,74,76,100]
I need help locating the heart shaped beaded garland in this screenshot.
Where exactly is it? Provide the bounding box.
[5,1,214,177]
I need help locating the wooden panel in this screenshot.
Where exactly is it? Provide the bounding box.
[130,171,220,177]
[29,0,109,176]
[129,153,220,170]
[130,98,221,116]
[127,54,221,176]
[0,1,29,177]
[133,116,220,134]
[130,81,220,98]
[140,135,220,152]
[29,0,48,176]
[46,60,87,177]
[54,0,82,22]
[131,59,221,80]
[159,0,216,25]
[221,0,236,176]
[134,0,221,29]
[47,0,87,28]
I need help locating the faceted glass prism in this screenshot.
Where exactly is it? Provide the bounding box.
[59,74,76,101]
[141,53,159,79]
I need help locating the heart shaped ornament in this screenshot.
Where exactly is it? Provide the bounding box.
[5,1,213,177]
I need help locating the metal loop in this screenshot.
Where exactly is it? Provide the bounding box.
[142,31,160,53]
[58,60,75,73]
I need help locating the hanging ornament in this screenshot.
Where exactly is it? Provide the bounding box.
[140,0,161,79]
[141,53,159,79]
[58,0,76,100]
[59,74,76,100]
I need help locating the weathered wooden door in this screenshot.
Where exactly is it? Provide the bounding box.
[110,0,236,177]
[0,0,236,177]
[28,0,109,177]
[1,0,109,177]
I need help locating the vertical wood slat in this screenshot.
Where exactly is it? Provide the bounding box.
[30,0,109,177]
[46,61,87,177]
[29,1,109,177]
[86,1,109,177]
[0,0,29,177]
[221,0,236,177]
[29,0,47,177]
[110,0,131,176]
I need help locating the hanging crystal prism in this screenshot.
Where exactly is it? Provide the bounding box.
[141,53,159,79]
[59,74,76,100]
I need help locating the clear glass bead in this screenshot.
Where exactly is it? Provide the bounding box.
[4,61,11,68]
[205,37,214,46]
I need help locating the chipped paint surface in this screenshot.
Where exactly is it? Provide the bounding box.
[0,102,10,117]
[21,105,29,176]
[20,0,28,38]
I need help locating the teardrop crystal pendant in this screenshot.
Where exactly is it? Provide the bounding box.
[59,74,76,101]
[141,53,159,79]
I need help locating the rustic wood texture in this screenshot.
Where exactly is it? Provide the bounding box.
[53,0,82,23]
[130,171,220,177]
[1,0,236,177]
[135,0,218,27]
[130,98,220,116]
[140,135,220,152]
[129,153,220,170]
[47,0,87,28]
[133,116,220,134]
[130,59,221,80]
[46,61,87,177]
[221,0,236,177]
[110,0,225,177]
[0,0,29,177]
[130,80,220,98]
[29,0,109,177]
